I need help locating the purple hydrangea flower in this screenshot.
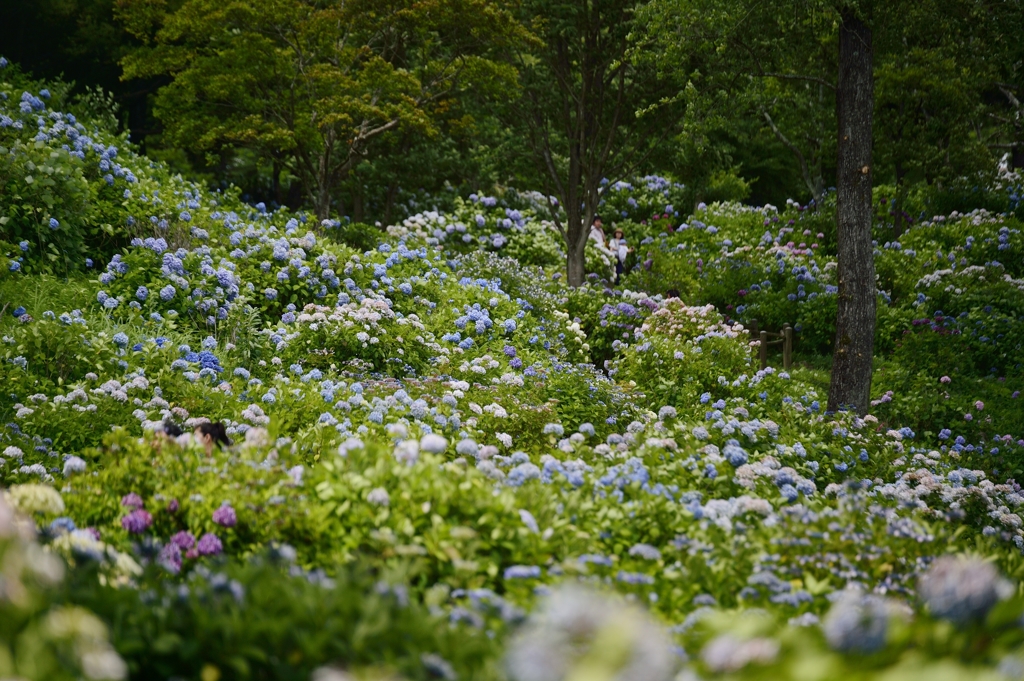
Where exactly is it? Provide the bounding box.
[121,509,153,534]
[212,504,237,527]
[170,530,196,550]
[159,542,182,573]
[121,492,144,509]
[196,532,223,556]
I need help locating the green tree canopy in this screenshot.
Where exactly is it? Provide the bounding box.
[117,0,527,218]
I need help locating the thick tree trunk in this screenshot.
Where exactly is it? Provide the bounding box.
[567,238,587,287]
[828,8,876,414]
[565,201,587,287]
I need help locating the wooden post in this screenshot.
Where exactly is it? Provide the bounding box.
[759,330,768,370]
[783,324,793,370]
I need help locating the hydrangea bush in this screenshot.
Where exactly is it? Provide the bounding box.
[3,64,1024,680]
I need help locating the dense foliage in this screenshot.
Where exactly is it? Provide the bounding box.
[3,45,1024,681]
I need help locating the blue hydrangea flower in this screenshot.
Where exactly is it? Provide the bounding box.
[504,565,541,579]
[918,556,1012,623]
[823,590,897,653]
[723,440,748,467]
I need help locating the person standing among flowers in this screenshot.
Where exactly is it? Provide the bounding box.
[589,215,606,245]
[608,227,633,283]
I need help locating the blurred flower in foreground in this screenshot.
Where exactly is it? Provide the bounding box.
[505,584,678,681]
[701,634,779,673]
[918,555,1013,624]
[2,494,128,679]
[823,588,906,653]
[5,483,66,516]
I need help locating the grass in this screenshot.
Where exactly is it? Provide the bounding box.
[0,274,99,331]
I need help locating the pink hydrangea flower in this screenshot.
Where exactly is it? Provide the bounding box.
[940,376,951,384]
[975,401,984,410]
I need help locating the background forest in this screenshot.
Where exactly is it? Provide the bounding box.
[3,0,1021,222]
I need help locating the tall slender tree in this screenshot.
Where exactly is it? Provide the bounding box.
[827,3,875,412]
[504,0,682,287]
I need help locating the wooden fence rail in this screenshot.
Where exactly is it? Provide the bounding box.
[748,319,793,371]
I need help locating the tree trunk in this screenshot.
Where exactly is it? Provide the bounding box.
[567,239,587,287]
[893,159,906,238]
[286,171,303,209]
[315,184,332,221]
[828,8,876,414]
[565,201,588,287]
[314,132,336,220]
[353,187,364,224]
[384,181,399,226]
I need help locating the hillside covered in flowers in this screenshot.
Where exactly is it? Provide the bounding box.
[3,62,1024,681]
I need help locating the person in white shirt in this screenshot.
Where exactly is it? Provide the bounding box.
[589,215,606,245]
[607,227,632,283]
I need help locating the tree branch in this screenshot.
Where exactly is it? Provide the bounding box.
[762,108,817,199]
[761,72,837,90]
[735,38,836,90]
